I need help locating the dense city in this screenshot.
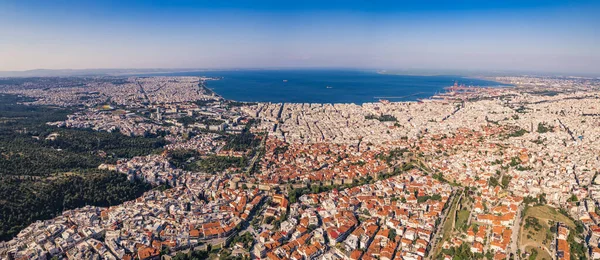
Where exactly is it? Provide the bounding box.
[1,75,600,260]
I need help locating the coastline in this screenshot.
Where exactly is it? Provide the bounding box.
[193,70,509,104]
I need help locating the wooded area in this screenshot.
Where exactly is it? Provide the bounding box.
[0,94,163,241]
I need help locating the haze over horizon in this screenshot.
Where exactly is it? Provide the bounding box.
[1,0,599,75]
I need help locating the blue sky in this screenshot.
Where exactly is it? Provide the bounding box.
[1,0,599,74]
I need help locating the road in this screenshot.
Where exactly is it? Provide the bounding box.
[135,81,151,104]
[441,103,463,122]
[509,205,523,257]
[245,132,268,175]
[426,188,463,260]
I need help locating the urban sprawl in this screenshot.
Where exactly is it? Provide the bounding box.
[1,75,600,260]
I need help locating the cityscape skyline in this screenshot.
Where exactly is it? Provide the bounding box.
[2,2,600,259]
[1,0,599,75]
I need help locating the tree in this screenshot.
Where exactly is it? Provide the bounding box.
[537,122,553,133]
[488,177,499,187]
[538,193,547,204]
[265,216,276,224]
[485,250,493,260]
[501,175,512,189]
[160,246,170,256]
[388,229,397,242]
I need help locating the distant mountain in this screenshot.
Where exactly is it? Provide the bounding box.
[0,68,210,77]
[1,68,597,78]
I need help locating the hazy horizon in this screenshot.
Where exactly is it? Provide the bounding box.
[1,67,599,78]
[1,0,599,75]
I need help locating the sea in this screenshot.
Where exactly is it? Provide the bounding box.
[141,69,509,104]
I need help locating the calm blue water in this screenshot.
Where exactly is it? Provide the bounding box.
[143,70,508,104]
